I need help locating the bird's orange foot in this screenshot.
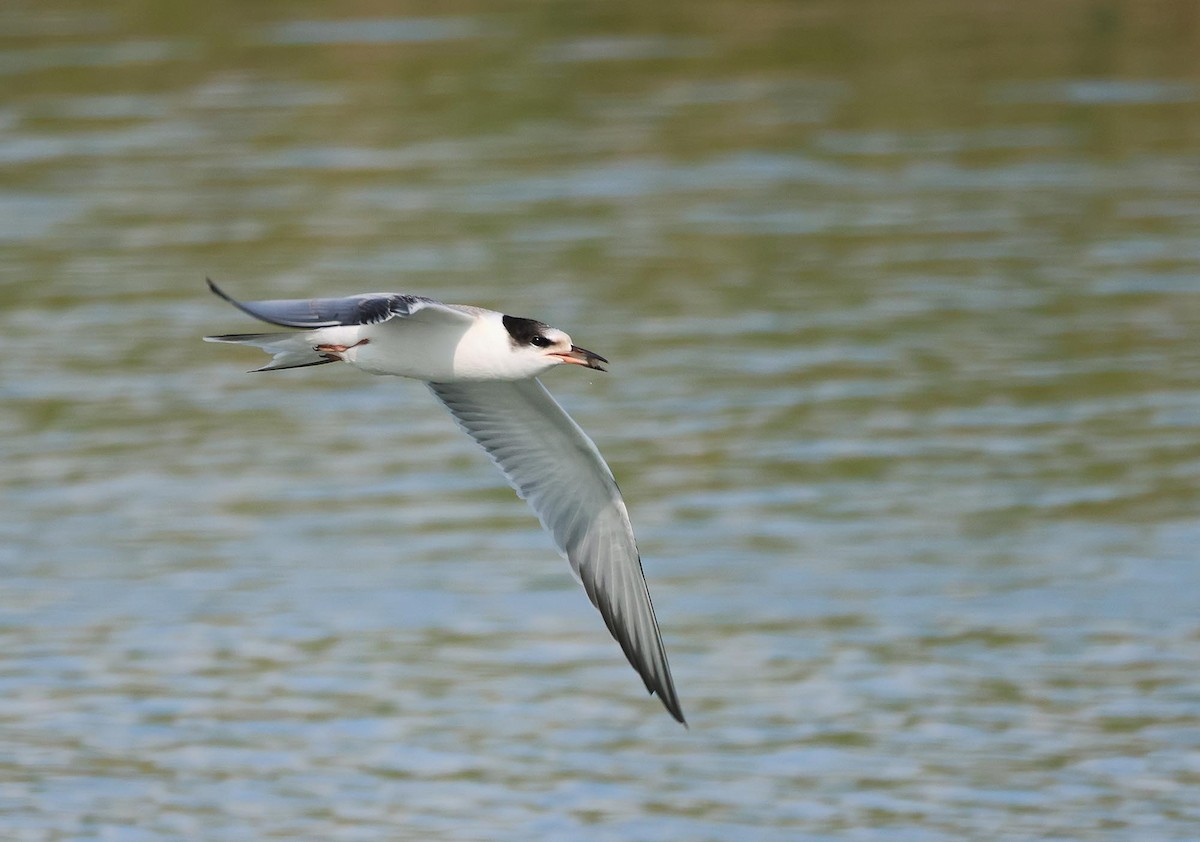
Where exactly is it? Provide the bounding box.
[314,338,370,355]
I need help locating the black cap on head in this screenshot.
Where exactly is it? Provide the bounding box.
[502,314,552,347]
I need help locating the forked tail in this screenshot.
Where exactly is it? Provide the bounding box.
[203,332,336,371]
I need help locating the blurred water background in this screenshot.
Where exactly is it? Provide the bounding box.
[3,1,1200,839]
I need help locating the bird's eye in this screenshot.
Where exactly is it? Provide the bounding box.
[530,335,552,348]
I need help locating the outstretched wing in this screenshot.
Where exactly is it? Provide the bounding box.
[206,278,474,329]
[428,378,685,724]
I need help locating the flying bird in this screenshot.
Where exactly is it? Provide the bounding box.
[204,279,685,724]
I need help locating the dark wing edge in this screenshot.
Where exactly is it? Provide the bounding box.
[575,512,687,726]
[428,379,686,725]
[206,277,445,329]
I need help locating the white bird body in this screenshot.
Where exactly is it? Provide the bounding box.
[204,280,685,724]
[218,308,561,382]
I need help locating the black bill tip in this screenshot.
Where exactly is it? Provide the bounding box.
[570,345,609,371]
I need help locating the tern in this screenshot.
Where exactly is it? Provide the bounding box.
[204,279,685,724]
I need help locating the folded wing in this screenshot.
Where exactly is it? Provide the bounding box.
[428,378,685,724]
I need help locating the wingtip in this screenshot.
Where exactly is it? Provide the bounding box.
[206,276,232,302]
[657,690,687,726]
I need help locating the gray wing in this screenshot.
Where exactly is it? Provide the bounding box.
[429,378,685,724]
[207,278,473,329]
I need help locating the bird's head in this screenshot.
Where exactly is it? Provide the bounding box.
[502,315,608,374]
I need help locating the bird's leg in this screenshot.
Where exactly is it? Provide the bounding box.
[314,338,370,356]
